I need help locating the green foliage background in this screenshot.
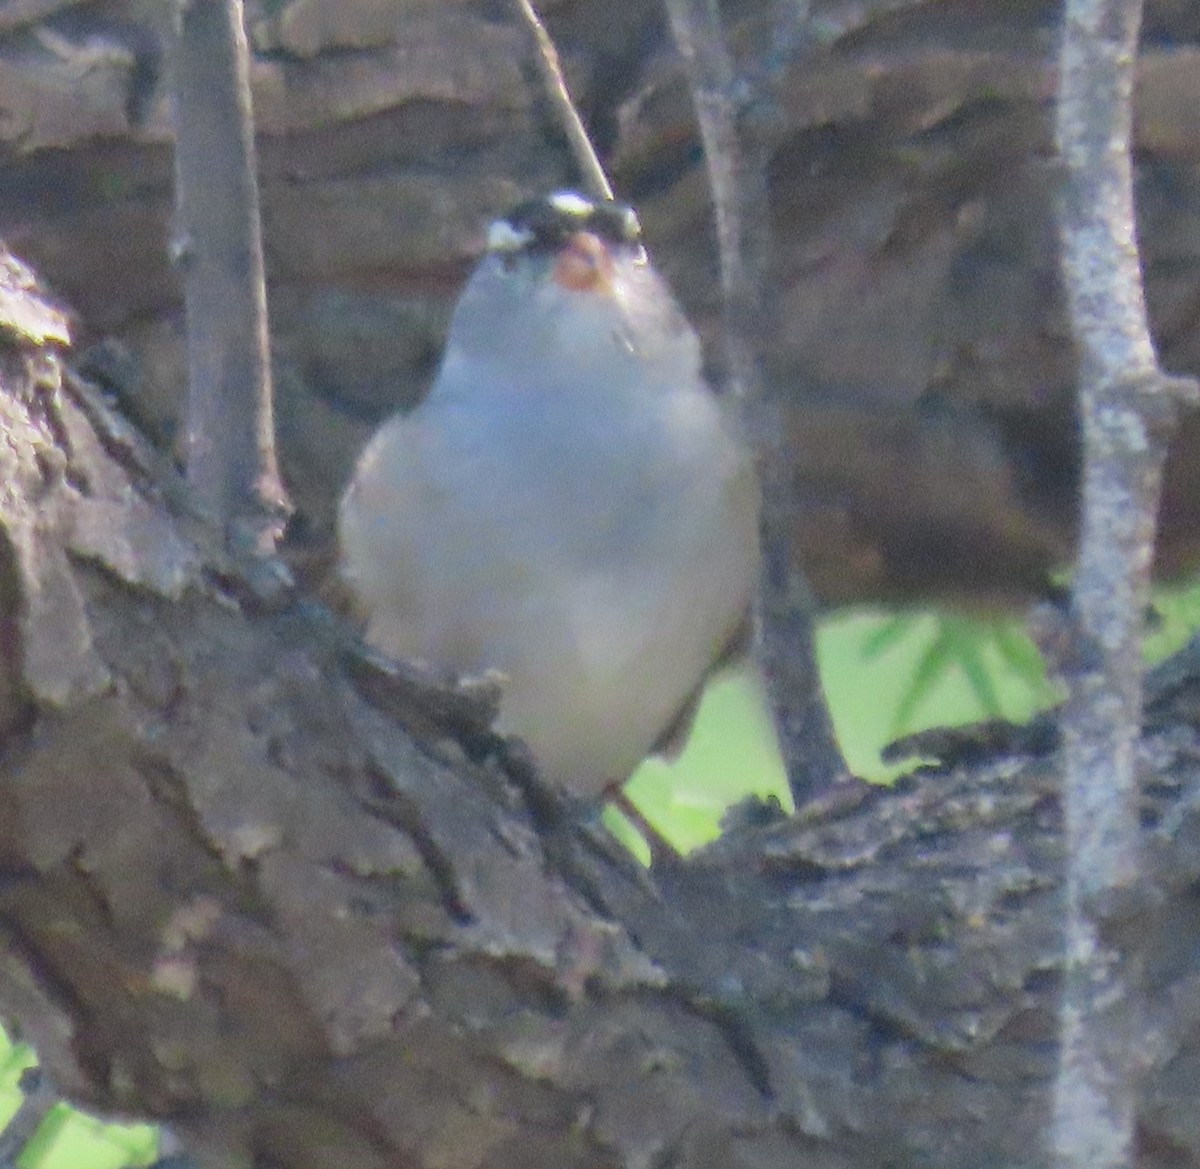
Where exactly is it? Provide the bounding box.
[623,579,1200,852]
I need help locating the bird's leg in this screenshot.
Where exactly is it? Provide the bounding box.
[607,785,681,868]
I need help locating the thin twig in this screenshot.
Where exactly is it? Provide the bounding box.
[1052,0,1199,1165]
[663,0,757,397]
[0,1067,56,1168]
[510,0,613,202]
[174,0,290,554]
[663,0,848,802]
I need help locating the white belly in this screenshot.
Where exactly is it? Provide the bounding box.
[339,382,758,795]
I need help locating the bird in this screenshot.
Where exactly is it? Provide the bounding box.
[338,191,760,796]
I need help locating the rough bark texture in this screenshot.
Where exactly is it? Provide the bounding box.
[4,4,1200,1167]
[7,0,1200,607]
[1,267,1200,1169]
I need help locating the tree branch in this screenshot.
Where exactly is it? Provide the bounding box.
[1052,0,1199,1164]
[3,239,1200,1168]
[173,0,290,554]
[663,0,848,801]
[510,0,613,202]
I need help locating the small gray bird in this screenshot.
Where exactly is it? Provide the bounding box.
[338,192,759,796]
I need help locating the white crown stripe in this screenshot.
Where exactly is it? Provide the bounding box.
[547,191,596,217]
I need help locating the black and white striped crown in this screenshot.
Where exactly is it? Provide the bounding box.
[486,191,642,256]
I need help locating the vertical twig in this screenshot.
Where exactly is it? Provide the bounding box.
[663,0,847,802]
[174,0,290,554]
[663,0,759,400]
[0,1067,55,1168]
[510,0,613,204]
[1052,0,1197,1165]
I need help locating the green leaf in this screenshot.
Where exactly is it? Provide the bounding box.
[860,614,918,659]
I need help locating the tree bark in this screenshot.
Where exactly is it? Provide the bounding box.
[15,0,1200,609]
[0,261,1199,1169]
[1053,0,1199,1163]
[174,0,289,553]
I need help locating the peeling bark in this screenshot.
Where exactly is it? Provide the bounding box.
[0,259,1198,1168]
